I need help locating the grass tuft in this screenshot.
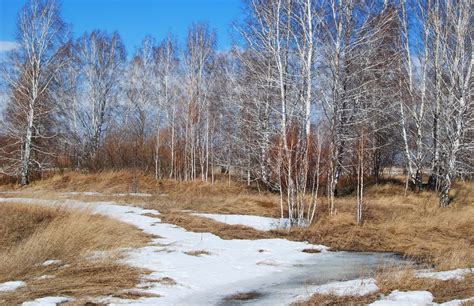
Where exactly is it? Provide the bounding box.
[184,250,211,256]
[0,202,152,304]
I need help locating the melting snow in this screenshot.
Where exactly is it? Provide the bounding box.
[440,297,474,306]
[371,290,434,305]
[0,281,26,292]
[416,268,473,281]
[0,197,401,305]
[192,213,291,231]
[22,296,73,306]
[310,278,379,296]
[61,192,152,197]
[115,193,152,197]
[36,275,55,280]
[371,290,474,306]
[42,259,62,266]
[62,191,102,196]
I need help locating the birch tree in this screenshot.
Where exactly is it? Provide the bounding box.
[434,0,472,206]
[0,0,69,185]
[153,35,180,179]
[75,30,126,163]
[125,36,156,170]
[183,23,216,181]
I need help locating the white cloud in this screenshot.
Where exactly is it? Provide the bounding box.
[0,41,20,52]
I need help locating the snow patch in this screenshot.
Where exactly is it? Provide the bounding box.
[192,213,292,231]
[115,193,152,197]
[62,191,102,196]
[371,290,434,305]
[416,268,473,281]
[22,296,73,306]
[440,297,474,306]
[0,281,26,292]
[311,278,379,297]
[37,275,55,280]
[62,191,152,197]
[42,259,62,266]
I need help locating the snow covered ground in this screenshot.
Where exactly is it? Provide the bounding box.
[0,197,403,305]
[192,212,290,231]
[22,296,73,306]
[61,192,152,197]
[416,268,473,281]
[1,196,471,305]
[370,290,474,306]
[308,278,378,297]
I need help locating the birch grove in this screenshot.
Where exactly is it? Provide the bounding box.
[0,0,472,224]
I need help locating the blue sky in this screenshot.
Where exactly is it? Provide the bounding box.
[0,0,244,54]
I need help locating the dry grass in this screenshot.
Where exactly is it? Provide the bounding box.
[295,293,379,306]
[12,170,281,217]
[160,212,272,240]
[184,250,211,256]
[154,277,177,286]
[22,170,161,194]
[280,181,474,269]
[223,290,264,301]
[0,202,152,304]
[301,248,322,254]
[376,267,474,303]
[299,267,474,305]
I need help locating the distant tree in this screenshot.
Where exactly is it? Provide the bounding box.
[74,30,126,163]
[183,22,216,181]
[153,35,180,179]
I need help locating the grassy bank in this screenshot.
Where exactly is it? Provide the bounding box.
[0,202,152,304]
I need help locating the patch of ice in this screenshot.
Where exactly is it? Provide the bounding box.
[0,280,25,292]
[371,290,434,305]
[416,268,473,281]
[192,213,292,231]
[42,259,62,266]
[22,296,73,306]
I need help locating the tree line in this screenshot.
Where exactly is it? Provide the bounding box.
[0,0,472,226]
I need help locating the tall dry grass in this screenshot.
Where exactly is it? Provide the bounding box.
[0,202,152,304]
[5,171,473,269]
[375,266,474,303]
[301,181,474,269]
[12,170,281,217]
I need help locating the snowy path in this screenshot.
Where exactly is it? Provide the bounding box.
[0,197,403,305]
